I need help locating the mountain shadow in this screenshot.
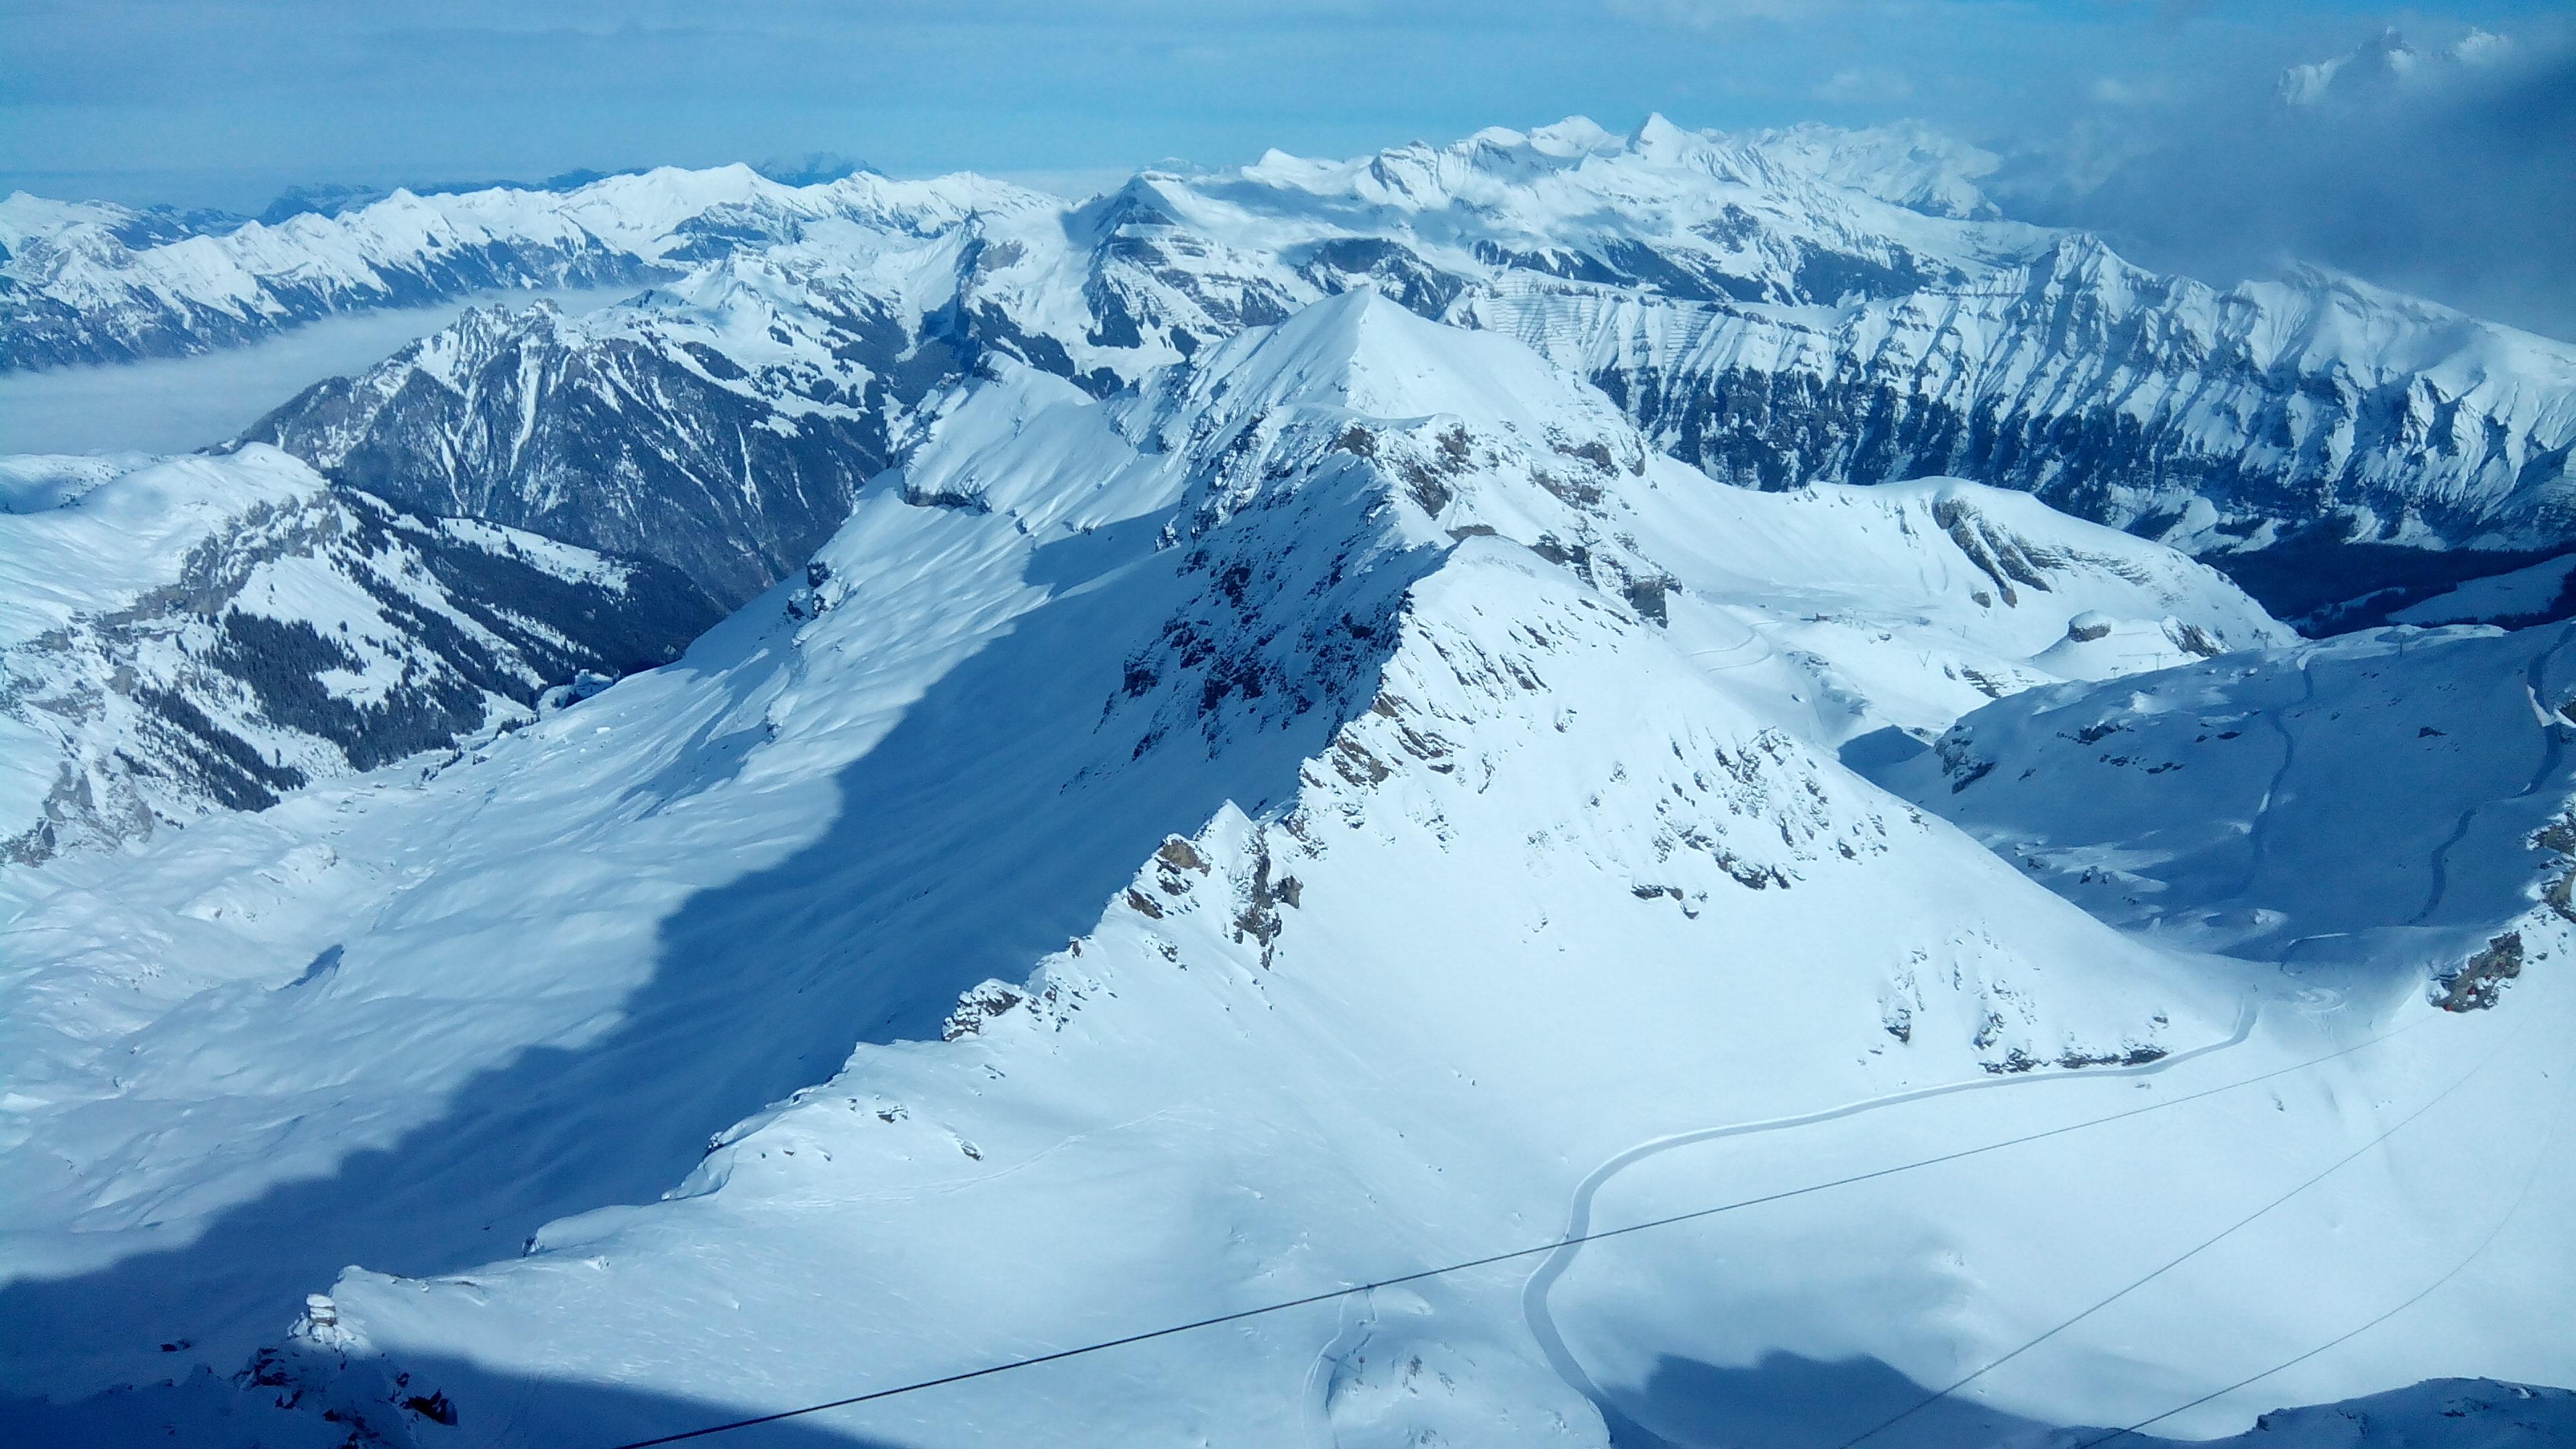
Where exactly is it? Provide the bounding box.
[0,493,1430,1436]
[0,1349,905,1449]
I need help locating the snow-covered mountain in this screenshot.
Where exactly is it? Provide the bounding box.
[5,294,2562,1449]
[0,167,983,372]
[74,95,2535,858]
[0,447,720,861]
[239,295,898,606]
[182,117,2576,626]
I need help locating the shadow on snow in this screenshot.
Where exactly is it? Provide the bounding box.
[1,508,1415,1440]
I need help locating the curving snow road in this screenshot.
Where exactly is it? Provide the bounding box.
[1517,1000,2263,1417]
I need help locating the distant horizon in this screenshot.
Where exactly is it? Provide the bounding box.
[2,107,1904,218]
[5,3,2571,339]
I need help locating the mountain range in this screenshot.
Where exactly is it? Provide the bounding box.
[1,117,2571,1448]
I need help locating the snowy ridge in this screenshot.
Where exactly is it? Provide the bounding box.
[0,168,1046,372]
[239,280,912,604]
[1470,233,2576,552]
[6,296,2561,1448]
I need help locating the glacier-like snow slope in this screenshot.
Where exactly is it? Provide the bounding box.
[2,295,2562,1448]
[1875,621,2576,996]
[0,446,722,861]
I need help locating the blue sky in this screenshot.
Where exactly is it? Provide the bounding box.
[3,1,2570,335]
[0,1,2547,203]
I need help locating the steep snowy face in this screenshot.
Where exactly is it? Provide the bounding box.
[25,298,2542,1449]
[1472,237,2576,559]
[1875,621,2576,1006]
[896,114,2045,401]
[1069,291,2290,751]
[0,297,1458,1397]
[1012,119,2573,577]
[0,446,720,861]
[1209,119,2575,568]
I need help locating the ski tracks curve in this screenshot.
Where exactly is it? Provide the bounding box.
[2411,629,2576,926]
[1517,999,2261,1412]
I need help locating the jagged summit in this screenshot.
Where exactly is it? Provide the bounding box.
[1239,113,1998,223]
[10,112,2565,882]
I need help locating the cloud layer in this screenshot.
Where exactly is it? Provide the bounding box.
[2006,23,2576,341]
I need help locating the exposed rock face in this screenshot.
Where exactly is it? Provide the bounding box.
[1469,237,2576,564]
[2435,931,2524,1012]
[244,300,895,606]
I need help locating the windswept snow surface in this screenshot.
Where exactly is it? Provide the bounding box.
[1876,621,2576,985]
[1,296,2567,1448]
[2391,555,2576,629]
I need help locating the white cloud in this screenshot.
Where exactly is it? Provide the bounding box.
[2279,27,2519,108]
[2088,76,2170,107]
[2004,25,2576,343]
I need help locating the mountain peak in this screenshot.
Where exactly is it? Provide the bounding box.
[1631,111,1696,160]
[1527,115,1618,156]
[1177,286,1614,443]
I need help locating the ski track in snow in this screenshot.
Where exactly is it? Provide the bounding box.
[1517,999,2265,1414]
[11,268,2575,1444]
[2410,632,2576,926]
[1686,616,1776,675]
[1302,1287,1379,1449]
[2245,656,2316,883]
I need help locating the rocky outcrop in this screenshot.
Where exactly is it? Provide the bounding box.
[1469,237,2576,567]
[244,299,896,606]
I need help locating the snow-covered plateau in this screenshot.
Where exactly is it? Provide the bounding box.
[1,116,2572,1449]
